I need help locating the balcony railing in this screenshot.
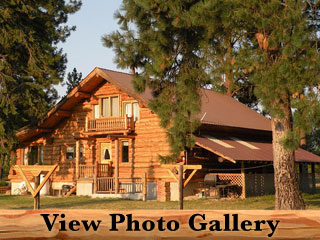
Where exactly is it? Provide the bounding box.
[85,115,134,133]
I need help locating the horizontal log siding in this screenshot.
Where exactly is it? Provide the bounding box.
[12,80,174,183]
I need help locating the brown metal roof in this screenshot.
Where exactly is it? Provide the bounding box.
[198,89,271,131]
[99,68,271,131]
[195,135,320,163]
[15,68,274,142]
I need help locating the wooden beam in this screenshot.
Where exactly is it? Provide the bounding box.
[75,91,90,98]
[16,165,35,196]
[178,165,183,210]
[161,164,202,170]
[115,139,119,194]
[55,110,71,117]
[34,176,40,210]
[143,172,147,201]
[241,161,246,199]
[32,164,59,197]
[167,169,178,182]
[184,169,198,188]
[37,128,52,133]
[195,142,236,163]
[13,165,60,173]
[76,140,80,180]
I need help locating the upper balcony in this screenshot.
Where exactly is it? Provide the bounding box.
[85,115,135,135]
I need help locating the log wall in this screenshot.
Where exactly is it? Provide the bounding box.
[10,79,175,185]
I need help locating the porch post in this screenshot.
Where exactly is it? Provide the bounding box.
[115,139,119,193]
[34,175,40,210]
[178,165,183,210]
[94,160,98,194]
[37,145,41,164]
[311,163,316,193]
[241,161,246,198]
[75,140,80,180]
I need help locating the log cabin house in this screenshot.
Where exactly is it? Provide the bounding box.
[8,67,320,201]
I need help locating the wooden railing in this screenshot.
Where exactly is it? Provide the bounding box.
[79,164,95,179]
[96,177,115,193]
[96,177,143,194]
[97,163,110,177]
[86,115,134,133]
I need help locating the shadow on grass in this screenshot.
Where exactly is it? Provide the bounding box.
[9,196,134,210]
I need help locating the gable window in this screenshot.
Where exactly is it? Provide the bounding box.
[124,102,139,121]
[121,141,129,163]
[101,96,119,117]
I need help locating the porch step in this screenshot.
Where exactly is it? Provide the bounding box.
[64,185,77,197]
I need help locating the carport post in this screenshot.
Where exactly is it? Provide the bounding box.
[178,165,183,210]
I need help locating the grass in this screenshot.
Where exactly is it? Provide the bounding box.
[1,194,320,210]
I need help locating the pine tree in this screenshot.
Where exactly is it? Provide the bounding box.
[239,0,320,209]
[188,0,258,109]
[103,0,210,161]
[104,1,259,164]
[105,0,320,209]
[66,68,82,93]
[0,0,81,177]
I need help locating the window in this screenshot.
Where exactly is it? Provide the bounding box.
[93,104,99,119]
[101,96,119,117]
[122,141,129,162]
[66,147,75,160]
[80,145,84,161]
[66,146,83,161]
[124,102,139,121]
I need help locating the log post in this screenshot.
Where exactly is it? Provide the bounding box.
[34,175,40,210]
[178,165,183,210]
[143,172,147,201]
[37,146,41,164]
[94,160,98,194]
[115,139,119,194]
[85,117,88,132]
[241,161,246,199]
[75,140,80,180]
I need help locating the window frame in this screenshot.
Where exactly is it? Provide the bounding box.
[98,94,121,118]
[122,100,140,121]
[121,140,129,163]
[66,146,75,160]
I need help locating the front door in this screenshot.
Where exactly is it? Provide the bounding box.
[100,142,112,164]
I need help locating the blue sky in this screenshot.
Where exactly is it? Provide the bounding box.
[56,1,125,97]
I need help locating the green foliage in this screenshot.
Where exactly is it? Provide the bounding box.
[103,0,210,161]
[66,67,82,93]
[0,0,81,174]
[304,128,320,155]
[240,0,320,150]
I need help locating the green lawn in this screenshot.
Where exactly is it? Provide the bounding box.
[1,194,320,210]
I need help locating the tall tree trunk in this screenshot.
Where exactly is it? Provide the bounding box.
[271,115,305,209]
